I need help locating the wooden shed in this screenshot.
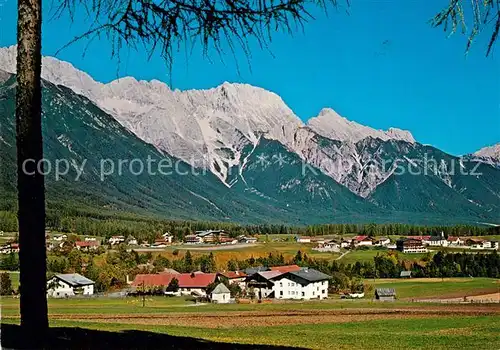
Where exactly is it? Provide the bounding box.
[375,288,396,301]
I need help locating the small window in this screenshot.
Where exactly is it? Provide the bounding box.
[302,292,305,296]
[280,291,283,296]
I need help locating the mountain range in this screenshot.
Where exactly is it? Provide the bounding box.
[0,46,499,225]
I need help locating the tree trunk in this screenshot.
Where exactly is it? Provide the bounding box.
[17,0,48,345]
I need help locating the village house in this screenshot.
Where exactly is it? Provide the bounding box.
[210,283,231,304]
[447,236,463,246]
[238,235,258,244]
[295,236,312,243]
[126,235,138,246]
[353,235,373,247]
[108,236,125,245]
[162,232,173,243]
[375,237,391,247]
[427,233,448,247]
[84,237,97,242]
[313,240,340,253]
[340,238,352,249]
[407,236,431,245]
[195,230,230,244]
[151,239,169,248]
[310,237,326,245]
[465,238,487,249]
[375,288,396,301]
[217,271,247,290]
[184,234,204,244]
[396,238,427,253]
[246,267,330,300]
[75,241,99,251]
[47,273,95,298]
[219,237,238,245]
[53,234,67,242]
[273,268,330,300]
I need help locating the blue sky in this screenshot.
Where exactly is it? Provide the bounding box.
[0,0,498,155]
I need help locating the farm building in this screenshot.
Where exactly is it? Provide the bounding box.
[47,273,95,298]
[295,236,312,243]
[375,288,396,301]
[210,283,231,303]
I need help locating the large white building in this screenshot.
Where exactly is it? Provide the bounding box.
[247,268,330,300]
[47,273,95,298]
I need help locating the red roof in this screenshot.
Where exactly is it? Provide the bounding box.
[132,274,174,287]
[132,273,216,288]
[75,241,98,247]
[447,236,460,242]
[176,273,216,288]
[219,271,247,279]
[269,265,301,273]
[353,235,372,242]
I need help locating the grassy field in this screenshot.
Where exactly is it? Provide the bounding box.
[365,277,499,299]
[2,294,499,349]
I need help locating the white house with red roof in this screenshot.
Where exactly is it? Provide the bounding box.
[353,236,373,247]
[447,236,463,246]
[75,241,99,251]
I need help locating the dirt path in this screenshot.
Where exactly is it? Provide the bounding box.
[336,250,349,260]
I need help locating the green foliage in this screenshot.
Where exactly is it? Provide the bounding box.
[166,278,179,292]
[0,272,13,295]
[0,253,19,271]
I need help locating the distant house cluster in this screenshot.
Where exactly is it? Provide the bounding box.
[397,233,499,253]
[0,242,19,254]
[184,230,237,245]
[130,264,330,302]
[309,235,392,252]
